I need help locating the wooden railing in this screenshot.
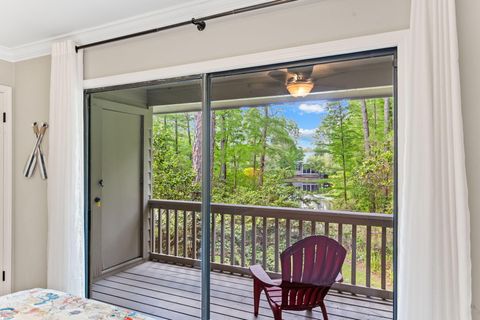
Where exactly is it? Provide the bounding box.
[148,199,394,299]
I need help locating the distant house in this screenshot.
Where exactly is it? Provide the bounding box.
[295,161,328,179]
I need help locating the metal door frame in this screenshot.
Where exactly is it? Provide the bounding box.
[84,48,398,319]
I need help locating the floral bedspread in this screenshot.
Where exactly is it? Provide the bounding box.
[0,288,153,319]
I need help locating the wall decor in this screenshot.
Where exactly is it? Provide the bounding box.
[23,122,48,179]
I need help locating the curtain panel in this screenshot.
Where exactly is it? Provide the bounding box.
[399,0,472,319]
[47,40,85,296]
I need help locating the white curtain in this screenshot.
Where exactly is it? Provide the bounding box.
[399,0,472,319]
[47,40,85,296]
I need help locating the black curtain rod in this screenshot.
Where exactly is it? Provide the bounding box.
[75,0,298,51]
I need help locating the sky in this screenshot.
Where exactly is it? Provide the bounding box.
[271,99,329,161]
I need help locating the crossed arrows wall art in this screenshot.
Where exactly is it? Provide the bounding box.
[23,122,48,180]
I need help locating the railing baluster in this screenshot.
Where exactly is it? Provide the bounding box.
[262,217,267,269]
[241,215,246,267]
[151,208,155,253]
[366,225,372,287]
[311,220,316,235]
[299,220,304,240]
[166,209,170,255]
[183,210,187,258]
[325,222,329,237]
[338,223,343,245]
[338,223,343,273]
[211,213,216,262]
[158,209,162,254]
[381,226,387,290]
[274,218,279,272]
[252,216,256,265]
[174,210,178,257]
[230,214,235,265]
[286,219,291,248]
[220,214,225,264]
[192,211,197,259]
[351,224,357,285]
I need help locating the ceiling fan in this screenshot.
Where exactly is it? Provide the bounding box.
[268,65,315,98]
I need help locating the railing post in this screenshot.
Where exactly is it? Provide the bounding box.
[230,214,235,265]
[166,210,170,255]
[241,215,246,267]
[220,214,225,264]
[183,210,187,258]
[366,225,372,287]
[274,218,279,272]
[351,224,357,285]
[262,217,267,269]
[251,216,256,265]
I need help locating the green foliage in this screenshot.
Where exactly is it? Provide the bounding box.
[152,115,199,200]
[314,99,394,214]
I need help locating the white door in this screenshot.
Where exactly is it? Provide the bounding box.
[90,98,150,282]
[0,85,12,295]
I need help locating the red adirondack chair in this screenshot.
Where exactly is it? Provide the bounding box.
[249,235,346,320]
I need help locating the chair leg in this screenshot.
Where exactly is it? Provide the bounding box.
[320,301,328,320]
[272,308,282,320]
[253,279,262,316]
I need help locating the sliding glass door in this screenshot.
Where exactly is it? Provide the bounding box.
[205,51,396,319]
[85,49,397,320]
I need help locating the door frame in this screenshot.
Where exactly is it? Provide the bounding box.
[86,98,152,287]
[0,85,12,295]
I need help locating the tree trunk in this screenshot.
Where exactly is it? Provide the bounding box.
[384,97,390,136]
[258,106,269,186]
[232,155,238,190]
[339,113,348,204]
[192,112,216,184]
[185,113,192,146]
[192,112,202,183]
[210,112,216,180]
[185,113,192,159]
[361,100,370,154]
[174,116,178,154]
[219,113,228,182]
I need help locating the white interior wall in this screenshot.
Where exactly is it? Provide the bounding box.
[12,56,50,291]
[0,60,14,87]
[84,0,411,79]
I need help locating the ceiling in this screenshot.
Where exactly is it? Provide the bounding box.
[0,0,267,61]
[92,55,394,112]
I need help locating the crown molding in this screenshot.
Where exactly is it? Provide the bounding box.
[0,0,268,63]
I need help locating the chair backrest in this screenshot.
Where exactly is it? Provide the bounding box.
[280,235,346,309]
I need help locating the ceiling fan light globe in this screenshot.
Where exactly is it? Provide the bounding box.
[287,81,314,97]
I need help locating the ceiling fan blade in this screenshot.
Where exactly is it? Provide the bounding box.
[268,70,288,83]
[287,65,314,79]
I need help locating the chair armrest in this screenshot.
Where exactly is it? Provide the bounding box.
[249,264,277,287]
[335,272,344,283]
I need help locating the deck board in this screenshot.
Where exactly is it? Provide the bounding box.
[91,261,393,320]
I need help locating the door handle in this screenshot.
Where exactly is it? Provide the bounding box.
[94,197,101,207]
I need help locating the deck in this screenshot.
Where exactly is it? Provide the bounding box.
[91,261,393,320]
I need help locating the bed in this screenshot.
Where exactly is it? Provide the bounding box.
[0,288,154,319]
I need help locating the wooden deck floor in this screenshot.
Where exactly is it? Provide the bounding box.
[91,261,393,320]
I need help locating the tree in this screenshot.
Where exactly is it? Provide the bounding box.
[361,99,370,154]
